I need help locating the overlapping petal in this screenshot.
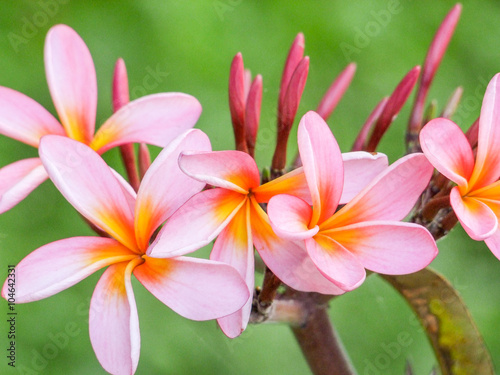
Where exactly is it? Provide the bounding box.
[0,87,65,147]
[39,136,138,251]
[252,166,311,204]
[340,151,389,204]
[90,260,141,375]
[250,198,344,295]
[420,118,474,187]
[210,200,254,338]
[267,194,319,240]
[450,187,497,240]
[134,256,249,320]
[322,153,433,229]
[179,150,260,193]
[0,158,47,214]
[324,221,438,275]
[149,189,246,257]
[305,235,366,291]
[45,24,96,145]
[484,230,500,260]
[298,111,343,225]
[469,73,500,190]
[134,130,211,250]
[1,237,136,303]
[90,93,202,153]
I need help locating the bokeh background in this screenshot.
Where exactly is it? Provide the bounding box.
[1,0,499,374]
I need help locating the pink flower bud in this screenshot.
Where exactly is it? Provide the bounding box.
[316,63,356,121]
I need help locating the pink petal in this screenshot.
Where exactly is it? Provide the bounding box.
[0,158,47,214]
[469,73,500,189]
[134,256,249,320]
[250,198,344,295]
[298,111,343,226]
[324,153,433,228]
[1,237,136,303]
[39,136,138,251]
[149,189,246,257]
[267,194,319,240]
[484,229,500,260]
[0,87,65,147]
[340,151,389,204]
[253,166,311,204]
[178,150,260,193]
[135,130,211,251]
[305,236,366,291]
[90,260,140,375]
[327,221,438,275]
[91,93,202,154]
[420,117,474,187]
[450,187,497,240]
[45,25,96,144]
[211,200,254,338]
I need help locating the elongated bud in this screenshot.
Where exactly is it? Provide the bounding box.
[366,66,420,152]
[465,117,479,149]
[229,53,248,152]
[113,58,140,191]
[316,63,356,121]
[352,97,388,151]
[423,100,438,125]
[280,57,309,132]
[245,74,263,158]
[272,57,309,174]
[113,58,130,112]
[138,143,152,179]
[441,86,463,119]
[408,4,462,136]
[279,33,305,112]
[244,69,252,101]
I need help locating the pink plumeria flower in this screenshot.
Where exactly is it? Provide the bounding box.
[148,134,389,338]
[267,111,438,291]
[1,131,249,375]
[0,24,201,214]
[420,73,500,259]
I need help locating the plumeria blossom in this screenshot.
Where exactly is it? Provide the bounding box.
[420,73,500,259]
[1,131,249,375]
[0,24,201,214]
[267,111,438,291]
[148,126,389,338]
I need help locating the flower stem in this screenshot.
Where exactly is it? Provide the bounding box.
[291,300,357,375]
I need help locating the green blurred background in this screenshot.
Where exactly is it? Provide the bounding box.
[1,0,499,374]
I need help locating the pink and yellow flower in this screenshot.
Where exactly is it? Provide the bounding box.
[0,24,201,213]
[267,111,438,291]
[148,123,389,337]
[1,131,249,375]
[420,73,500,259]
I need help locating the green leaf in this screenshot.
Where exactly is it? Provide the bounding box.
[381,268,494,375]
